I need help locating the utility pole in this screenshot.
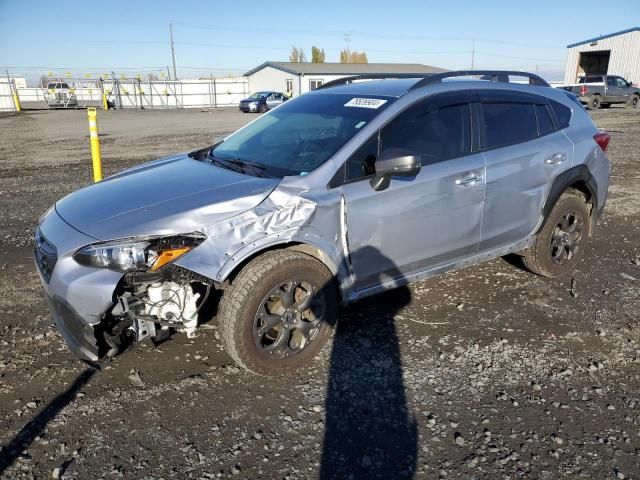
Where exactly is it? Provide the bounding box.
[169,23,177,80]
[471,38,475,70]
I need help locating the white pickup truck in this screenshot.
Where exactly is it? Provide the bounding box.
[560,75,640,110]
[44,82,78,109]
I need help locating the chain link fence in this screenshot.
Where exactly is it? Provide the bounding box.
[4,72,249,111]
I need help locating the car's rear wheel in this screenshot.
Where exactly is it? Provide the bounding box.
[217,250,337,375]
[586,95,600,110]
[522,190,591,278]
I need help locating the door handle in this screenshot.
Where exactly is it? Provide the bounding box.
[545,153,567,164]
[455,173,482,185]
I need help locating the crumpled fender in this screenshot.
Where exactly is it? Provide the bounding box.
[175,185,350,291]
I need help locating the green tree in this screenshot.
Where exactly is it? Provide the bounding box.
[311,46,326,63]
[339,49,368,63]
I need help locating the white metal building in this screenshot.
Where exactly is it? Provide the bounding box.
[564,27,640,85]
[244,62,447,97]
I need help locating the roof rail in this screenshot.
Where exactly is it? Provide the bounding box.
[316,73,431,90]
[315,70,550,91]
[409,70,550,89]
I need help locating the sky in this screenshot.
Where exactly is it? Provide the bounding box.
[0,0,638,84]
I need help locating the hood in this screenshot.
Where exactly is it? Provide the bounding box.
[241,97,264,103]
[56,153,279,240]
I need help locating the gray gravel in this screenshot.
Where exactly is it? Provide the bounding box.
[0,107,639,479]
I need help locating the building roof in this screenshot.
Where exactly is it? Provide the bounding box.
[244,61,447,77]
[567,27,639,48]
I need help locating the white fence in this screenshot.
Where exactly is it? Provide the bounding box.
[15,77,249,109]
[0,80,17,112]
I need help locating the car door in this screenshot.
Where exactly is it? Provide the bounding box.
[266,93,282,110]
[339,91,486,292]
[606,76,620,102]
[477,90,574,253]
[615,76,631,103]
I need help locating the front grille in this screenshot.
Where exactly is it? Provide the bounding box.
[34,227,58,283]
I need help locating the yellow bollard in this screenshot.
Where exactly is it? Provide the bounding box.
[87,108,102,182]
[101,92,108,110]
[12,90,21,112]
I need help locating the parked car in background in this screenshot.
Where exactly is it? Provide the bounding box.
[44,82,78,109]
[239,91,288,113]
[35,70,610,374]
[560,75,639,110]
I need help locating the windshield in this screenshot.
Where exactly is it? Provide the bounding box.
[248,92,270,99]
[211,93,395,177]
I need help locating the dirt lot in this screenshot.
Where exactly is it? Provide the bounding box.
[0,106,639,479]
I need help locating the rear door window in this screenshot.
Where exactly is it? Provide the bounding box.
[480,102,538,149]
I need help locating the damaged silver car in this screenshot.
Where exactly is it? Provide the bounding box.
[35,70,610,374]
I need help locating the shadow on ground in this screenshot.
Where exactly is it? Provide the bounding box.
[0,367,97,474]
[320,247,418,479]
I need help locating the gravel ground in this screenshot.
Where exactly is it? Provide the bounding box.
[0,107,639,480]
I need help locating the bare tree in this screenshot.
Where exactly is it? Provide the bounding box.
[289,46,307,63]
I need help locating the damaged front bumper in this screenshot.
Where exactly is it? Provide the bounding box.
[35,208,215,362]
[35,209,123,361]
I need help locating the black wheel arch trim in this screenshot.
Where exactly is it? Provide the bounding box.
[539,165,600,233]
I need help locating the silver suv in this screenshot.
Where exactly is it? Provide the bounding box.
[35,71,611,374]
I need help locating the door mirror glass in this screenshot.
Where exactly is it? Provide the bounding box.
[370,148,421,191]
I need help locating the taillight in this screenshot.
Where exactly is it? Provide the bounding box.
[580,85,588,95]
[593,131,610,152]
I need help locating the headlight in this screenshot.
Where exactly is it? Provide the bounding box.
[73,234,205,272]
[250,101,258,107]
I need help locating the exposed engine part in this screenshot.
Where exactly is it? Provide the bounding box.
[99,270,215,359]
[132,317,157,342]
[144,281,201,338]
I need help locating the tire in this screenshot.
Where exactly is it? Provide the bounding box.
[217,250,337,375]
[259,103,268,113]
[630,94,640,109]
[522,190,591,278]
[586,95,600,110]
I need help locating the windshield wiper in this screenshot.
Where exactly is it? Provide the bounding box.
[209,154,273,178]
[224,158,267,171]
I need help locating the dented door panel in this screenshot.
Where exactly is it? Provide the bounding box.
[341,154,486,292]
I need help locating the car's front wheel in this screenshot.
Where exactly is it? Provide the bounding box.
[522,190,591,278]
[217,250,337,374]
[630,94,639,109]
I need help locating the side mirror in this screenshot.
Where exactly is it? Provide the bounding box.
[370,148,421,191]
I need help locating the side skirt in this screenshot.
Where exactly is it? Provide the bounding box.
[346,236,535,302]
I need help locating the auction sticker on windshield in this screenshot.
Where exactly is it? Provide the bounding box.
[344,98,388,109]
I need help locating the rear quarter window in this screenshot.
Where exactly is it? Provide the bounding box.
[550,101,572,129]
[536,104,555,136]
